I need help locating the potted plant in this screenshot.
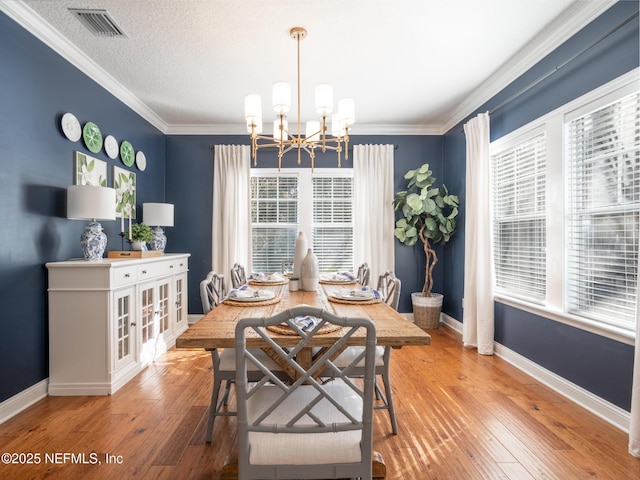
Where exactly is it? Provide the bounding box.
[393,163,459,328]
[131,222,153,251]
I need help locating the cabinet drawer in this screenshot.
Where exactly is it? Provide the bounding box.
[111,265,138,287]
[166,258,188,274]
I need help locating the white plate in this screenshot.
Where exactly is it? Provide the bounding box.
[251,275,285,283]
[136,150,147,171]
[320,274,355,283]
[333,289,375,301]
[61,113,81,142]
[104,135,118,159]
[228,290,275,302]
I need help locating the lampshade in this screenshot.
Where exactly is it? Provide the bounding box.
[244,94,262,122]
[272,82,291,114]
[338,98,355,126]
[67,185,116,220]
[315,84,333,115]
[143,203,174,227]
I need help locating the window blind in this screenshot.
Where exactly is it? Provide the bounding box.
[312,176,354,272]
[251,175,298,273]
[566,92,640,330]
[491,132,547,302]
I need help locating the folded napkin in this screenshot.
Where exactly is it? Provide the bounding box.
[292,315,321,332]
[229,285,256,299]
[249,272,285,282]
[320,271,356,281]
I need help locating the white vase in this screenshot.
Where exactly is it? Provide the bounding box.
[301,248,319,291]
[293,231,307,278]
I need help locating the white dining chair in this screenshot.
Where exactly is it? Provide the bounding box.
[199,271,283,443]
[235,305,378,480]
[357,262,371,286]
[230,263,247,288]
[329,271,402,434]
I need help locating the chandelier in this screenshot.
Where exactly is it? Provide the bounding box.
[244,27,355,170]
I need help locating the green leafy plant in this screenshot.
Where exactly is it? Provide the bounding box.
[393,163,459,297]
[131,223,153,243]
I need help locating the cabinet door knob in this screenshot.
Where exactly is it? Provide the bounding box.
[130,322,137,326]
[124,273,130,278]
[170,265,174,269]
[142,270,147,274]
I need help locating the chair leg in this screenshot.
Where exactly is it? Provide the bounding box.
[380,370,398,435]
[220,379,233,407]
[206,375,222,443]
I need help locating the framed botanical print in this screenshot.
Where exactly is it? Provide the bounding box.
[112,165,136,219]
[73,151,107,186]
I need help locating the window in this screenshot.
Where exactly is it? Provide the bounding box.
[492,132,546,302]
[250,169,354,274]
[490,69,639,338]
[566,92,640,331]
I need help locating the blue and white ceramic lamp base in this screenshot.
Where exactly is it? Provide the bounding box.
[80,221,108,261]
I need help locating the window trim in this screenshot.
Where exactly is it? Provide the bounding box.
[490,67,639,344]
[250,167,355,273]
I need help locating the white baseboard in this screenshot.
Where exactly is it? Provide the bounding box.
[0,379,48,424]
[440,313,630,432]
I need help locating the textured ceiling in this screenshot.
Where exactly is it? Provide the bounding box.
[2,0,615,134]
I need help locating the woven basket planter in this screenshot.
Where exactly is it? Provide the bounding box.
[411,292,443,329]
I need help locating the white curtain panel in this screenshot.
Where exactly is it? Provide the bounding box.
[353,144,395,285]
[212,145,252,282]
[630,272,640,456]
[462,113,495,355]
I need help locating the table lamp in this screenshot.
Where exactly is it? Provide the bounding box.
[67,185,116,260]
[143,202,174,252]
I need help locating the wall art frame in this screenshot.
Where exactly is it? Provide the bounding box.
[73,151,107,187]
[112,165,136,219]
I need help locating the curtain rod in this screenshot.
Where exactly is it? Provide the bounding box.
[487,10,638,118]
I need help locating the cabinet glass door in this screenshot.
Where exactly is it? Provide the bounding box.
[113,287,135,371]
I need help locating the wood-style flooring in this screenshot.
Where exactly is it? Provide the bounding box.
[0,325,638,479]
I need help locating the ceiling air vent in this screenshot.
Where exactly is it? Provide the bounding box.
[69,8,126,37]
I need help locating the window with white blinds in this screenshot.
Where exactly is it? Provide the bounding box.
[489,71,639,338]
[566,91,640,331]
[491,133,547,302]
[250,169,354,274]
[312,176,354,272]
[251,175,298,273]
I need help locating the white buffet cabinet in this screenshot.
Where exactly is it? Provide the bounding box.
[46,254,190,395]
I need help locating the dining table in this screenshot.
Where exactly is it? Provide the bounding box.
[176,281,431,353]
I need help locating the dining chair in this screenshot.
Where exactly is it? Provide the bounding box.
[329,271,402,434]
[235,305,378,480]
[199,271,283,443]
[357,262,371,286]
[231,262,247,288]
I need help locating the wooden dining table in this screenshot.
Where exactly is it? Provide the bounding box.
[176,281,431,352]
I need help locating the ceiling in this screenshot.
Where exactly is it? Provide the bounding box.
[1,0,615,135]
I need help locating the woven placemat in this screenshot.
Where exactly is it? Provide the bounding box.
[266,323,343,335]
[249,279,289,286]
[319,279,357,285]
[223,296,281,307]
[328,295,382,305]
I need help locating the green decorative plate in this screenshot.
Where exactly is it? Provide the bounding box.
[120,140,135,167]
[82,122,103,153]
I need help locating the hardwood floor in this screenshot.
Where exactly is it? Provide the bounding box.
[1,325,638,479]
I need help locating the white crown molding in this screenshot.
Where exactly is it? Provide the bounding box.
[1,0,618,137]
[0,0,168,133]
[439,0,618,134]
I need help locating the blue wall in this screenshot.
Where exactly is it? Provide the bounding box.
[165,134,443,315]
[0,12,165,403]
[441,1,639,410]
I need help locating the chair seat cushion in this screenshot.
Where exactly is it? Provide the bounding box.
[332,346,385,368]
[218,348,281,372]
[246,381,363,465]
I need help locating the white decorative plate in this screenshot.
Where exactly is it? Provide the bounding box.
[61,113,81,142]
[136,150,147,171]
[104,135,118,159]
[228,290,275,302]
[333,289,375,301]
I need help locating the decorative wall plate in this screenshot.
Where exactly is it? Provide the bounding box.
[135,150,147,171]
[104,135,118,159]
[82,122,103,153]
[120,140,134,167]
[61,113,81,142]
